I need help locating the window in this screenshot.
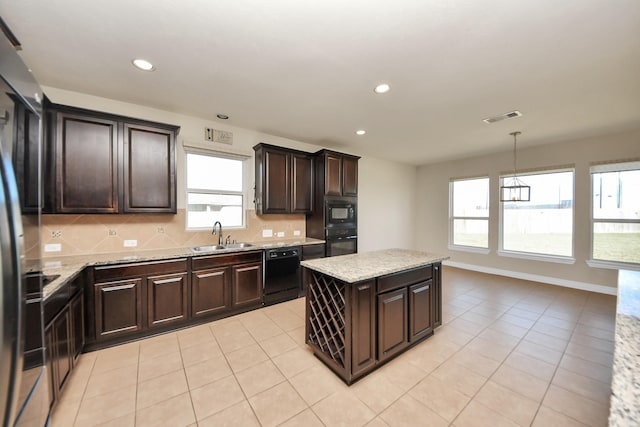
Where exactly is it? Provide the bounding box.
[591,161,640,265]
[449,177,490,250]
[500,169,574,259]
[186,151,246,229]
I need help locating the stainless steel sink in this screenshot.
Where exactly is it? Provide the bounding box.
[191,245,226,252]
[225,242,254,249]
[191,243,254,252]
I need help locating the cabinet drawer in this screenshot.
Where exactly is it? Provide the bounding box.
[93,258,188,282]
[377,266,432,294]
[192,250,262,270]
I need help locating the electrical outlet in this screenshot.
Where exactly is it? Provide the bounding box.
[157,226,165,233]
[44,243,61,252]
[123,240,138,247]
[108,229,117,236]
[276,231,284,237]
[262,229,273,238]
[51,230,62,238]
[204,127,214,141]
[293,230,301,236]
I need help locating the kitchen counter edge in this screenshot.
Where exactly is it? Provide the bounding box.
[41,238,325,300]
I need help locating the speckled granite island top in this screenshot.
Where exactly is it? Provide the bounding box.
[609,270,640,426]
[300,248,448,283]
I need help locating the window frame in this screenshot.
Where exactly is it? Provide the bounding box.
[587,161,640,270]
[497,167,576,264]
[184,149,249,231]
[448,176,491,254]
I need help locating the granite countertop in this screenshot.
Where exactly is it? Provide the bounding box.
[300,248,448,283]
[41,237,324,300]
[609,269,640,426]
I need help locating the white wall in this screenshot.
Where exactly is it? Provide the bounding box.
[416,128,640,292]
[358,157,418,251]
[42,87,417,253]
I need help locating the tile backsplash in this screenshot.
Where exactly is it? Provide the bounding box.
[41,209,306,258]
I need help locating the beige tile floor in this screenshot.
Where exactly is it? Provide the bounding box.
[51,267,617,427]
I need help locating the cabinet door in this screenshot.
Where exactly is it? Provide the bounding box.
[52,309,72,391]
[94,278,143,339]
[191,267,230,318]
[291,153,313,213]
[351,281,376,376]
[123,123,176,213]
[433,264,442,327]
[147,272,188,328]
[377,288,408,361]
[325,154,342,196]
[231,262,263,308]
[409,280,433,342]
[44,323,57,407]
[70,291,85,363]
[56,113,119,213]
[264,150,291,213]
[12,99,40,212]
[342,157,358,196]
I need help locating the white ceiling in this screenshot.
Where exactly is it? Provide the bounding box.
[2,0,639,165]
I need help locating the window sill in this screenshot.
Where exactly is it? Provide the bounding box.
[448,244,490,255]
[586,259,640,271]
[497,250,576,264]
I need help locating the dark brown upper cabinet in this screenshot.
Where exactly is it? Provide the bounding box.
[11,95,41,212]
[55,112,119,213]
[253,143,313,215]
[123,123,176,213]
[45,102,179,214]
[314,150,360,197]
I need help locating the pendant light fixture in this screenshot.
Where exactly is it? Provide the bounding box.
[500,131,530,202]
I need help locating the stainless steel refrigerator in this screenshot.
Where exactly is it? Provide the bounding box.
[0,28,49,426]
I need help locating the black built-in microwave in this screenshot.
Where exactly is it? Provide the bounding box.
[325,197,356,227]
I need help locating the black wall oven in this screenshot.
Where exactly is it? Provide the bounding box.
[325,227,357,257]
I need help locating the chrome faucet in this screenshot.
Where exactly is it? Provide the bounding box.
[212,221,223,245]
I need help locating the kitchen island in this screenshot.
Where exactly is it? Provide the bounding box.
[301,249,447,384]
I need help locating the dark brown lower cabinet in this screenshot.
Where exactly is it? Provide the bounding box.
[45,288,84,409]
[305,262,442,384]
[191,251,263,316]
[231,263,262,308]
[377,288,408,361]
[94,278,143,339]
[87,253,262,350]
[409,280,433,342]
[351,281,376,376]
[191,267,229,318]
[147,272,188,327]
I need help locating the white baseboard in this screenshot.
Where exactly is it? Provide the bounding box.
[442,260,617,296]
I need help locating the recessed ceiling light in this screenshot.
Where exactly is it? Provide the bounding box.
[132,59,155,71]
[355,130,366,136]
[374,83,390,94]
[216,114,229,120]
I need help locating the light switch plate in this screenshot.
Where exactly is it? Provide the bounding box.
[262,229,273,238]
[44,243,61,252]
[124,240,138,247]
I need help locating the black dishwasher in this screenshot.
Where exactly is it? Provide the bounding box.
[264,246,301,306]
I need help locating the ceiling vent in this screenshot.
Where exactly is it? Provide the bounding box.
[482,110,522,124]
